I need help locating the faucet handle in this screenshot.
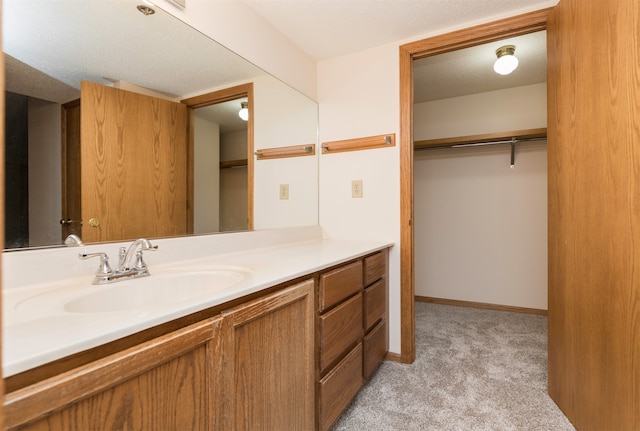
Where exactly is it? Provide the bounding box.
[133,244,157,271]
[117,247,127,271]
[79,252,113,277]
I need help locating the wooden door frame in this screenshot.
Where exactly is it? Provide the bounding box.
[398,9,552,363]
[181,83,254,232]
[61,99,81,241]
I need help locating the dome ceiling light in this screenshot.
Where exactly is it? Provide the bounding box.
[493,45,518,75]
[238,101,249,121]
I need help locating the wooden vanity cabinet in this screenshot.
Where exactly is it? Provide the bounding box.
[4,279,315,431]
[4,317,223,431]
[316,249,389,431]
[3,249,387,431]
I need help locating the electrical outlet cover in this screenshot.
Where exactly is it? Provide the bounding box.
[280,184,289,200]
[352,180,363,198]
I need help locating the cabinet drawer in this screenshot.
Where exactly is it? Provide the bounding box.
[318,343,363,431]
[364,251,386,286]
[319,260,363,312]
[363,318,387,380]
[319,293,363,372]
[364,279,386,331]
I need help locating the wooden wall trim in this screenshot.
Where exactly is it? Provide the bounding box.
[399,8,552,365]
[415,296,548,316]
[256,144,316,160]
[321,133,395,154]
[401,8,552,59]
[181,83,253,108]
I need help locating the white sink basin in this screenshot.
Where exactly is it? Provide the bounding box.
[13,267,251,315]
[64,270,248,313]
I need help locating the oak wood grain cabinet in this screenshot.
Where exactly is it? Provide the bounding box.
[219,279,315,431]
[362,251,388,380]
[4,279,315,431]
[4,317,223,431]
[316,249,389,431]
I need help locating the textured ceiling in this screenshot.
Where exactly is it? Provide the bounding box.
[242,0,552,61]
[3,0,265,104]
[414,31,547,102]
[5,0,550,108]
[243,0,550,100]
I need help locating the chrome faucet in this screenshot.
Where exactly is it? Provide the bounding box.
[80,238,158,285]
[117,238,158,273]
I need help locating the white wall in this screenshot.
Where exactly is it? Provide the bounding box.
[253,74,319,230]
[318,43,401,352]
[28,98,61,247]
[414,83,547,140]
[221,130,248,161]
[193,117,220,234]
[413,84,547,309]
[414,143,548,308]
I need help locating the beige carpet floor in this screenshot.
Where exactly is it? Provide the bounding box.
[330,302,576,430]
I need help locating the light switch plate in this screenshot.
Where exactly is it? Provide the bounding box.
[352,180,363,198]
[280,184,289,200]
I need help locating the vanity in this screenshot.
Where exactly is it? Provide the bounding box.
[2,227,391,430]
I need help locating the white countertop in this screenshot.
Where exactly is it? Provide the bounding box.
[3,237,391,377]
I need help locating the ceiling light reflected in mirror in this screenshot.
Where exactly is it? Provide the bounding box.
[238,102,249,121]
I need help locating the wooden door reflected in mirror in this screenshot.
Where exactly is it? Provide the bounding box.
[62,81,189,244]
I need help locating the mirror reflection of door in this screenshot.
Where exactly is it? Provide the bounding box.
[183,83,253,234]
[61,99,81,240]
[78,81,188,243]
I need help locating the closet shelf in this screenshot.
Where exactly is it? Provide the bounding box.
[414,127,547,150]
[220,159,248,169]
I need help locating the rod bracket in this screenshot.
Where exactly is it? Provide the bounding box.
[510,138,516,169]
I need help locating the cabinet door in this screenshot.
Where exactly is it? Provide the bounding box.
[220,279,315,431]
[4,318,222,431]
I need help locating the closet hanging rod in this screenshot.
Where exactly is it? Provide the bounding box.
[414,127,547,151]
[414,136,546,150]
[450,136,547,148]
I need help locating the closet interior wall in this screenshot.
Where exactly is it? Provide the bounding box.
[414,82,548,311]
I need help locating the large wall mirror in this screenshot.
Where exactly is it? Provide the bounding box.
[3,0,319,250]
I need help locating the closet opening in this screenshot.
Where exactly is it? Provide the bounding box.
[412,30,548,315]
[398,9,552,363]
